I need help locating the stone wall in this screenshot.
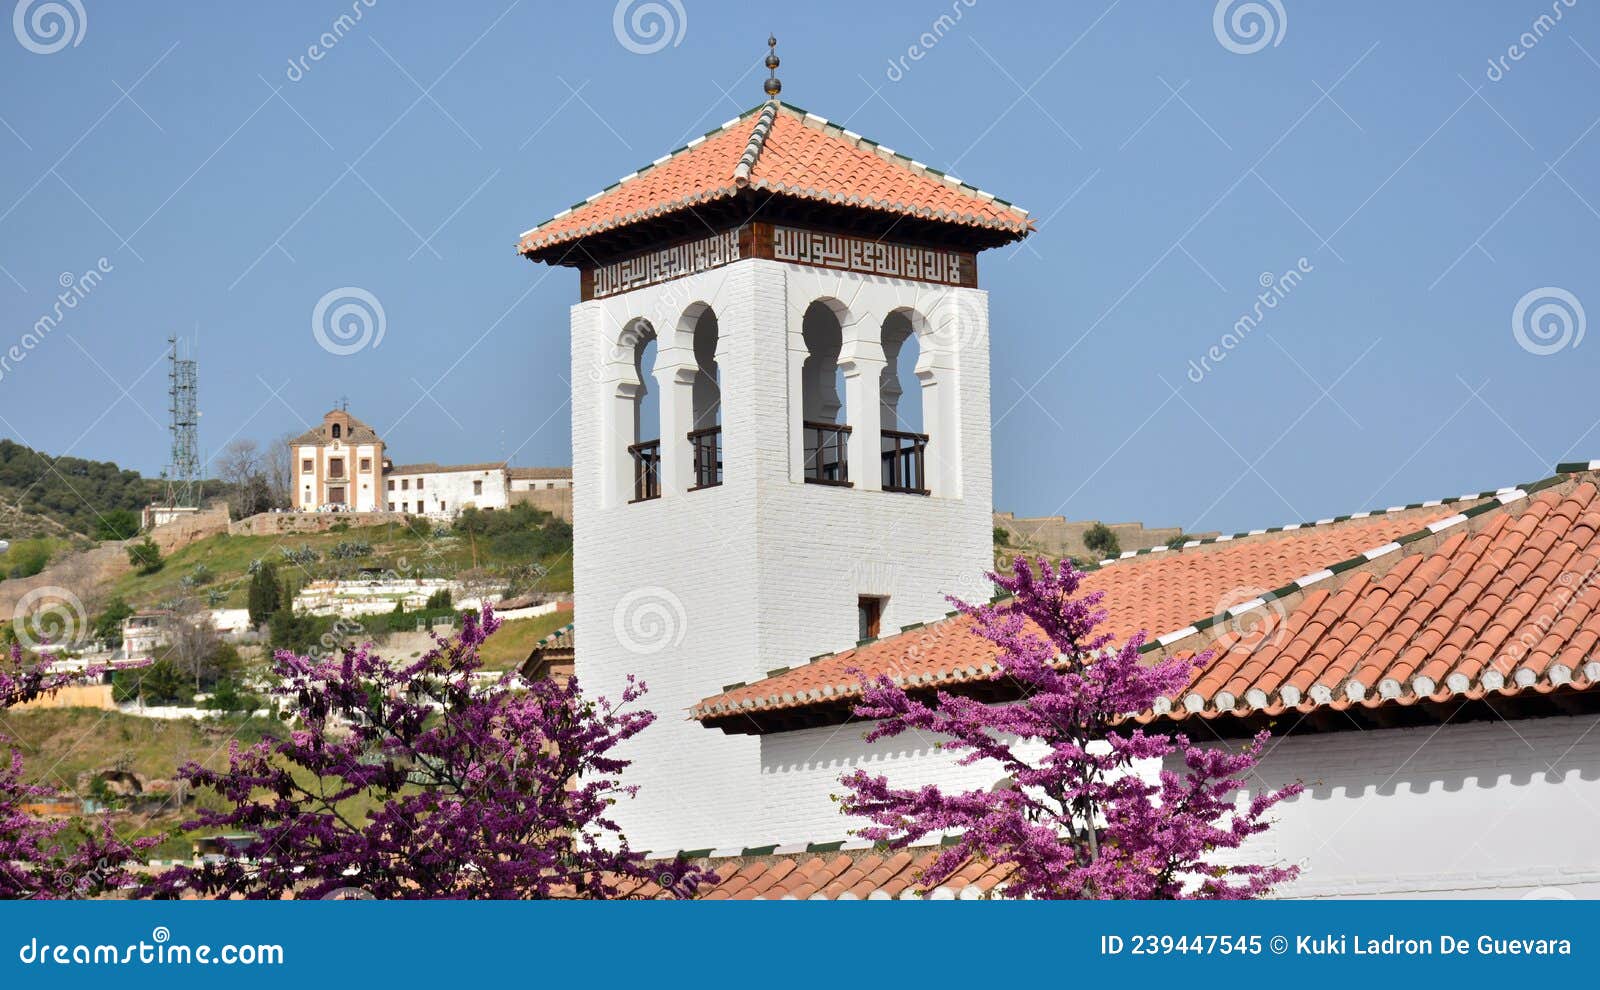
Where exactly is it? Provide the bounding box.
[509,487,573,522]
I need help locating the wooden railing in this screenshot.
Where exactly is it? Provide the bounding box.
[881,429,930,495]
[688,426,723,490]
[803,421,852,486]
[627,439,661,502]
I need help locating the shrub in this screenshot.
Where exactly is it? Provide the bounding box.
[126,537,164,575]
[1081,521,1120,559]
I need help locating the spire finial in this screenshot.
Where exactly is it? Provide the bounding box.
[763,35,781,99]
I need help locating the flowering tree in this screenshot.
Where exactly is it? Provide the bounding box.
[146,607,711,899]
[1,645,153,898]
[839,557,1302,899]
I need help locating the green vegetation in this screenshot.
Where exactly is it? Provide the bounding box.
[247,561,281,627]
[476,611,572,671]
[3,536,60,578]
[92,597,133,644]
[104,513,572,613]
[1082,521,1121,559]
[0,438,162,536]
[126,535,164,574]
[94,508,142,542]
[993,524,1010,547]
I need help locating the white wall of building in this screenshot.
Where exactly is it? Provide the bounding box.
[750,710,1600,898]
[294,440,382,512]
[385,467,509,517]
[570,257,994,852]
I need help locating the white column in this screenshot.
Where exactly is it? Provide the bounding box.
[654,345,697,496]
[838,333,885,491]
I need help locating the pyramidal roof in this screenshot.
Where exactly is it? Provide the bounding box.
[517,101,1033,260]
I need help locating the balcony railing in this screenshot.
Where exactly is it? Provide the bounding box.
[803,421,852,486]
[881,429,930,495]
[628,439,661,502]
[688,426,723,490]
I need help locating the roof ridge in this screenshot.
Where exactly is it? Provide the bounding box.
[516,103,767,243]
[732,101,778,186]
[1145,486,1545,659]
[1090,474,1567,569]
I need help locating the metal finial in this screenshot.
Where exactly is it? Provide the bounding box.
[763,35,781,98]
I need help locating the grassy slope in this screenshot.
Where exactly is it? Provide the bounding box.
[105,519,573,610]
[477,611,573,671]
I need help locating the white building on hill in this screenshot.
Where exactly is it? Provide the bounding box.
[284,409,569,518]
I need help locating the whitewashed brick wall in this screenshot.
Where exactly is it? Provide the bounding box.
[756,712,1600,899]
[568,258,994,852]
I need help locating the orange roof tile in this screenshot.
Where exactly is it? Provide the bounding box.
[613,845,1014,900]
[1147,478,1600,727]
[696,469,1600,735]
[517,102,1032,256]
[694,503,1461,729]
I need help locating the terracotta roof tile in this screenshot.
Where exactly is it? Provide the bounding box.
[518,102,1031,255]
[696,471,1600,734]
[695,504,1458,724]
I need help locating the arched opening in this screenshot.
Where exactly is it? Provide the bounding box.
[626,320,660,502]
[686,305,722,489]
[880,310,930,495]
[801,300,849,485]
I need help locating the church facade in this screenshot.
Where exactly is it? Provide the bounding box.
[518,49,1600,898]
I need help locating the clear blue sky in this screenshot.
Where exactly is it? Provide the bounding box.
[0,1,1596,534]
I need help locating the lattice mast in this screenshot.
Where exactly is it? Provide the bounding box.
[164,335,200,507]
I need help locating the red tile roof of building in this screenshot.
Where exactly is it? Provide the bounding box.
[695,468,1600,735]
[1143,476,1600,727]
[614,844,1011,900]
[517,102,1033,256]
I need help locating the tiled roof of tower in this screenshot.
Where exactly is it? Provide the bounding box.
[694,467,1600,735]
[516,102,1033,256]
[290,414,381,446]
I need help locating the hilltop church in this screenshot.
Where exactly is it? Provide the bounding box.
[516,42,1600,899]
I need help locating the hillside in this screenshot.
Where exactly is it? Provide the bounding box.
[0,439,164,538]
[107,505,574,612]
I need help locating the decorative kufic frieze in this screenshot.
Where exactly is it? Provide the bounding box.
[589,229,741,299]
[772,225,972,287]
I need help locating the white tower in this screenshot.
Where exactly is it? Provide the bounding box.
[518,45,1032,851]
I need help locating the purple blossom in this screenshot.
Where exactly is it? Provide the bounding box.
[145,606,712,899]
[838,557,1303,899]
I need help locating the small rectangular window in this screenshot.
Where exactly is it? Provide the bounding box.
[387,479,394,491]
[418,478,425,490]
[473,480,483,495]
[360,458,371,472]
[402,479,410,490]
[301,459,313,473]
[387,503,395,512]
[858,596,884,641]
